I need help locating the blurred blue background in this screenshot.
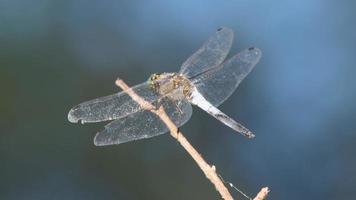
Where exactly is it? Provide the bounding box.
[1,0,356,199]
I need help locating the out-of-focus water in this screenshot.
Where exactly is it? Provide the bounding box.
[1,1,356,199]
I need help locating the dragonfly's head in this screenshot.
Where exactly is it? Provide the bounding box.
[148,73,161,92]
[148,73,160,83]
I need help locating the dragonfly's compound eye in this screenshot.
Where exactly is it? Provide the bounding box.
[149,73,159,81]
[148,73,161,92]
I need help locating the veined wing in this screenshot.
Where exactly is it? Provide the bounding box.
[68,82,160,123]
[94,98,192,146]
[191,47,262,107]
[179,27,233,78]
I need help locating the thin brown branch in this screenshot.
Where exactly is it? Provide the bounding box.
[115,78,268,200]
[253,187,269,200]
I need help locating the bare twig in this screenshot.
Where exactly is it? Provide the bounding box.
[253,187,269,200]
[115,78,268,200]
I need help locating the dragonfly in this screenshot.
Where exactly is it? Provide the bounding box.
[68,27,262,146]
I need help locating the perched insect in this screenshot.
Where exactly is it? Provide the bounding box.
[68,27,262,146]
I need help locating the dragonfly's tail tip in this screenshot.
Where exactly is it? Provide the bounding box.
[245,131,255,139]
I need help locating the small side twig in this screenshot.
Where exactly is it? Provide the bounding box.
[115,78,269,200]
[253,187,269,200]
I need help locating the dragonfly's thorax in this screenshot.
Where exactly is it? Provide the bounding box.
[149,72,192,100]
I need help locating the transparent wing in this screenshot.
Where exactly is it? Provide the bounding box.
[94,98,192,146]
[191,47,262,107]
[68,82,160,123]
[179,27,234,78]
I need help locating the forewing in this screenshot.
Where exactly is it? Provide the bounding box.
[94,98,192,146]
[68,82,159,123]
[191,47,262,107]
[179,27,233,78]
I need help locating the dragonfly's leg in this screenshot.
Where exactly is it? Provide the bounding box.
[175,101,184,115]
[152,99,162,111]
[167,100,181,140]
[177,127,181,138]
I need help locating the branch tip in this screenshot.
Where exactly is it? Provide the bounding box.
[253,187,269,200]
